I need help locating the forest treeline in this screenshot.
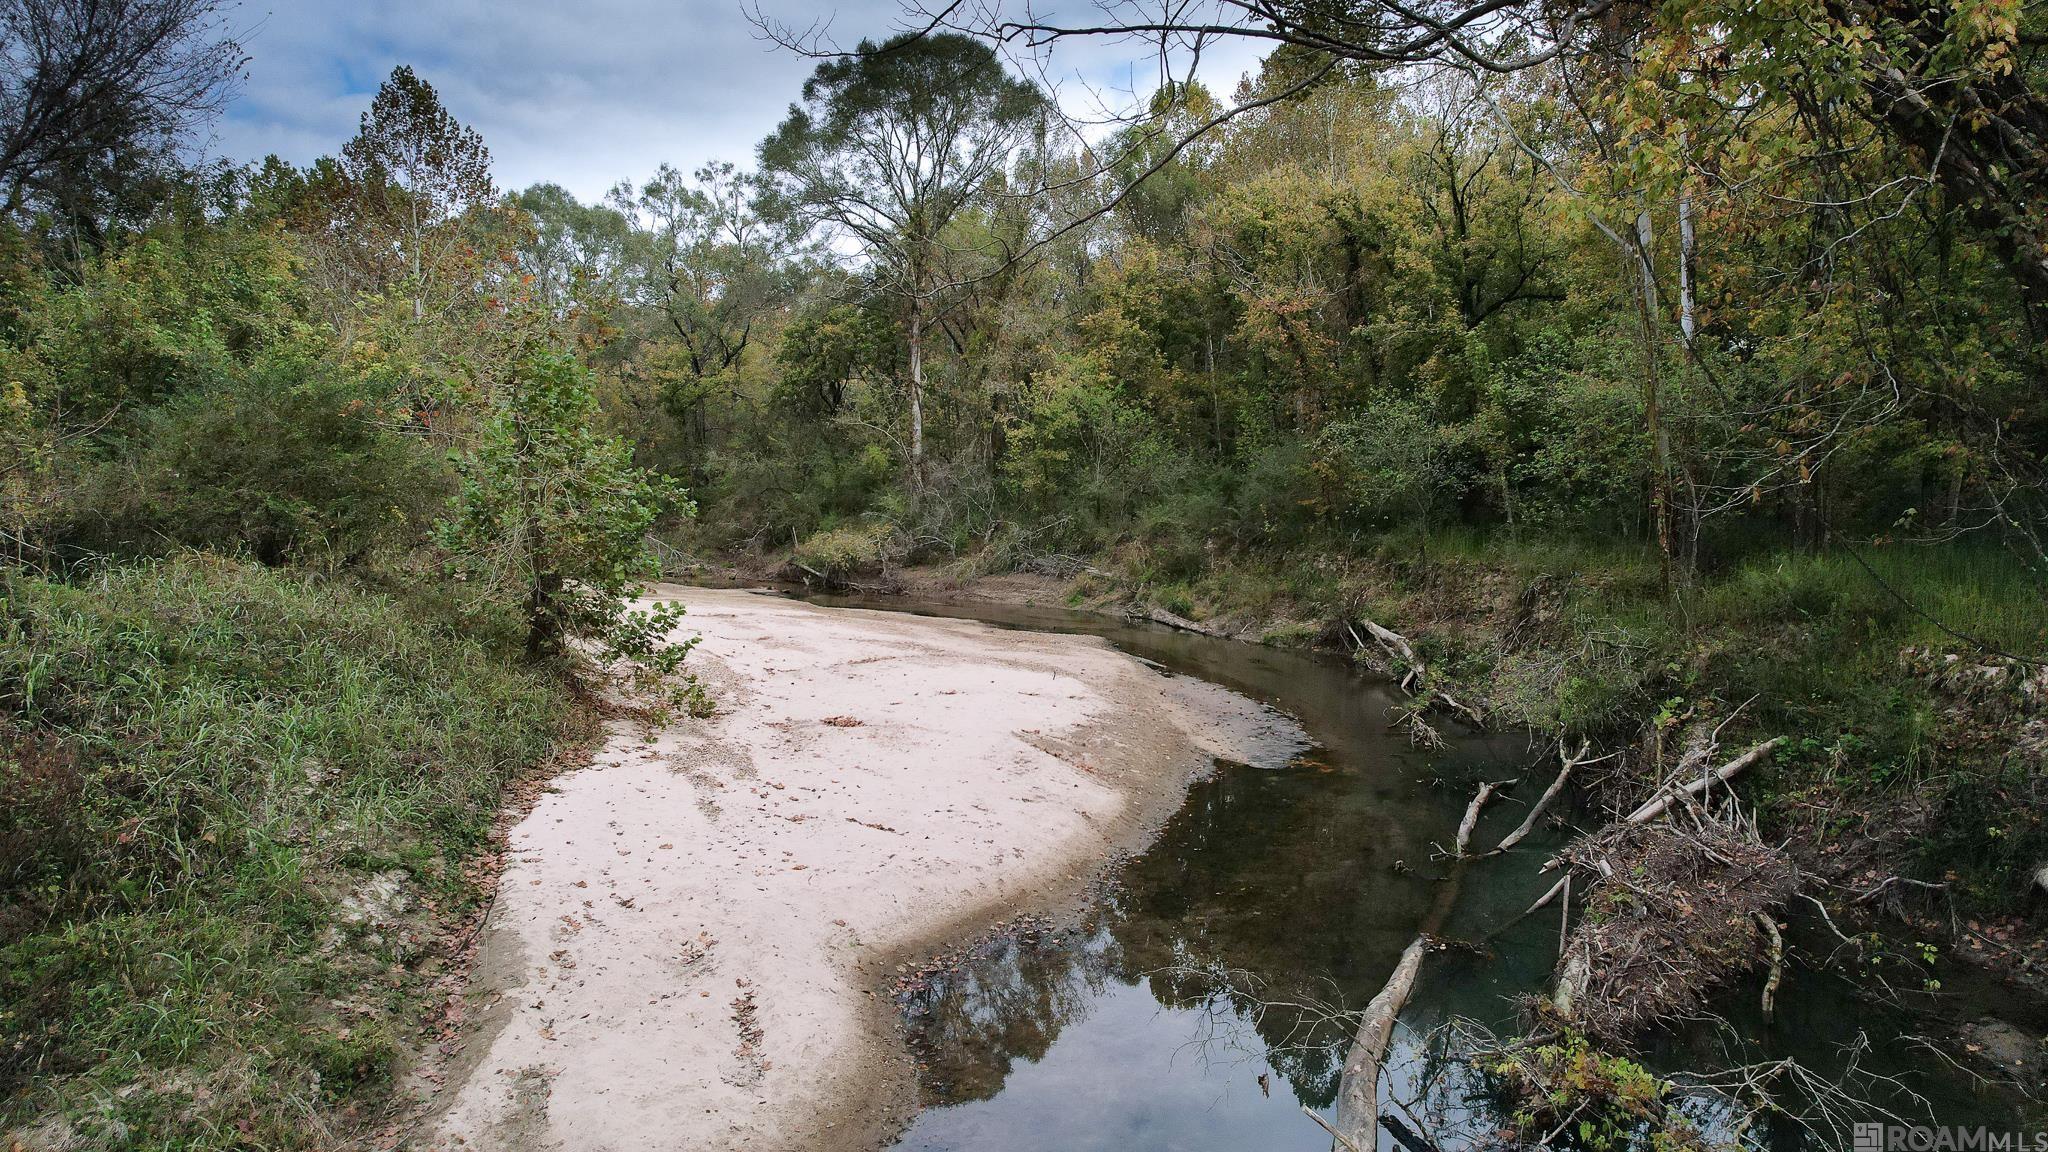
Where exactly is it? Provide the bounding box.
[0,0,2046,1144]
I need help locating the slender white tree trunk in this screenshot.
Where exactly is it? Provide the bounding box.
[1677,140,1696,342]
[907,306,925,488]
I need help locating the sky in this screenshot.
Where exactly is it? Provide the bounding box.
[212,1,1269,205]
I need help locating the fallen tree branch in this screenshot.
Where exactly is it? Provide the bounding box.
[1624,737,1784,824]
[1758,912,1785,1022]
[1146,606,1222,637]
[1336,934,1428,1152]
[1350,618,1423,690]
[1454,779,1514,858]
[1527,874,1568,914]
[1303,1106,1366,1152]
[1487,740,1599,856]
[1348,619,1487,727]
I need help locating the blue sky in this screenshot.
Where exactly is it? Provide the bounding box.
[211,1,1267,204]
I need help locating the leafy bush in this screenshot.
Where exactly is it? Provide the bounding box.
[791,521,897,583]
[436,349,693,659]
[77,361,443,565]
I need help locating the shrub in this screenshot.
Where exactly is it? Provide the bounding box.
[78,362,444,565]
[790,521,897,583]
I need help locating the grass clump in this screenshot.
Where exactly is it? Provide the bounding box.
[0,553,582,1148]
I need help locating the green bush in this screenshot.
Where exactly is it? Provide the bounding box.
[791,522,897,582]
[76,362,444,565]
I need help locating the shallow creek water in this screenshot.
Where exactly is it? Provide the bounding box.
[775,591,2041,1150]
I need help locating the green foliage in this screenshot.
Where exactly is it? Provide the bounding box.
[436,348,693,658]
[0,554,576,1147]
[1483,1030,1706,1152]
[791,521,897,583]
[83,361,443,564]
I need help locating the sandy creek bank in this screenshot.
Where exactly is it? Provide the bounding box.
[420,586,1305,1151]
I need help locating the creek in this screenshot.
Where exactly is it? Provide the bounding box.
[775,590,2041,1151]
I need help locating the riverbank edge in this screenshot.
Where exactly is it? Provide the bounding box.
[675,546,2048,1019]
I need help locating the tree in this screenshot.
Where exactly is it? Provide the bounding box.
[0,0,244,238]
[612,161,790,473]
[340,66,496,320]
[883,0,2048,327]
[758,32,1043,486]
[513,182,633,314]
[435,347,692,660]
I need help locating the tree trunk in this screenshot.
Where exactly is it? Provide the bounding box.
[1631,209,1674,592]
[1677,162,1696,342]
[526,570,564,661]
[907,306,926,489]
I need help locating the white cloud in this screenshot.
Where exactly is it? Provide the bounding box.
[216,0,1268,203]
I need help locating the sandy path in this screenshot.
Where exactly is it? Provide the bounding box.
[422,587,1302,1151]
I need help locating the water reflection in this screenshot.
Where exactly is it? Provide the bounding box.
[767,590,2041,1150]
[894,750,1528,1151]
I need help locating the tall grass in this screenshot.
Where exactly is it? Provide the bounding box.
[0,554,579,1148]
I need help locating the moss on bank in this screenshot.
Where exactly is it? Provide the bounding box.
[0,554,588,1149]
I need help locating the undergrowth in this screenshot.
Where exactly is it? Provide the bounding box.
[0,553,583,1148]
[1071,528,2048,910]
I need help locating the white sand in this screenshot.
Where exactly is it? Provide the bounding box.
[421,587,1301,1151]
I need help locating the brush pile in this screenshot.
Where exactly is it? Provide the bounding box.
[1552,820,1800,1042]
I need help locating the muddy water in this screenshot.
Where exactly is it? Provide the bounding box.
[778,592,2040,1150]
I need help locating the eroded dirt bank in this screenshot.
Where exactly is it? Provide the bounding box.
[419,587,1302,1151]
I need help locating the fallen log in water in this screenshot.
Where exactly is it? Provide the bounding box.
[1758,912,1784,1022]
[1335,933,1428,1152]
[1349,618,1423,691]
[1146,606,1222,637]
[1454,778,1513,858]
[1346,618,1486,727]
[1487,740,1598,856]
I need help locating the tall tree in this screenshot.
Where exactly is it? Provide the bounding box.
[0,0,244,247]
[758,32,1042,485]
[339,66,495,320]
[613,161,789,470]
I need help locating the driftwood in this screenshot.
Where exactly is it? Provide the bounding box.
[1146,606,1223,637]
[1624,737,1783,824]
[1758,912,1785,1021]
[1558,873,1573,959]
[1350,618,1424,690]
[1336,934,1428,1152]
[1335,789,1486,1152]
[1537,739,1777,874]
[1453,779,1513,858]
[1526,874,1568,915]
[1553,935,1593,1017]
[1546,821,1800,1040]
[1348,618,1486,728]
[1486,740,1597,856]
